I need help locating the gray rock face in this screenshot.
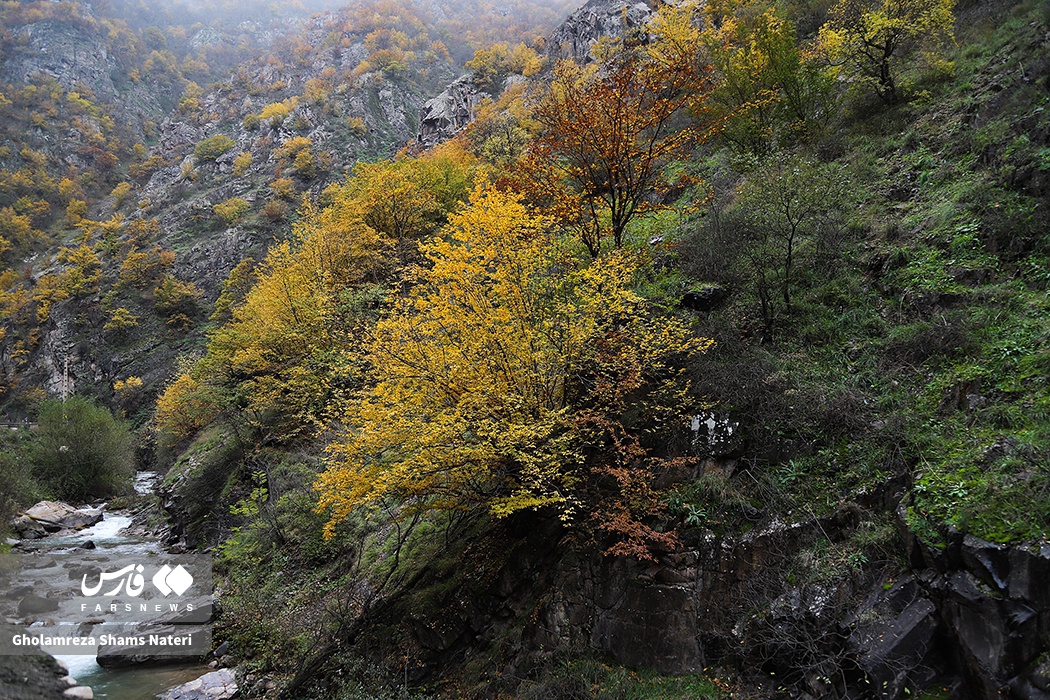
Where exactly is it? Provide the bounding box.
[415,75,486,148]
[898,505,1050,695]
[159,668,237,700]
[546,0,653,63]
[3,18,167,142]
[12,502,104,539]
[846,578,940,700]
[414,0,654,149]
[5,20,117,102]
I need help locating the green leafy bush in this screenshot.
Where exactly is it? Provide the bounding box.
[193,134,236,163]
[0,431,39,532]
[27,396,134,502]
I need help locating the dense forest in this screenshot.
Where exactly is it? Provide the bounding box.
[1,0,1049,697]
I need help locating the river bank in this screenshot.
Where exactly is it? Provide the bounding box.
[2,472,221,700]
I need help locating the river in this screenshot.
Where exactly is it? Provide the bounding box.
[36,472,212,699]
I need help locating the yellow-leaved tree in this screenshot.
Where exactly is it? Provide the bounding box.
[317,186,712,559]
[819,0,955,104]
[335,142,476,264]
[695,0,835,151]
[156,194,392,448]
[156,146,477,450]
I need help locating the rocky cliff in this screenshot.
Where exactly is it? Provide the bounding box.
[0,3,458,421]
[360,489,1050,699]
[413,0,655,147]
[415,75,488,148]
[2,17,172,140]
[545,0,652,62]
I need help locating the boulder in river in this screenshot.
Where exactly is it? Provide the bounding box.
[96,624,210,668]
[159,668,237,700]
[11,502,103,539]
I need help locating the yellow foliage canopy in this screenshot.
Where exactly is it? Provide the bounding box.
[317,187,711,546]
[156,146,476,449]
[819,0,955,103]
[155,193,393,446]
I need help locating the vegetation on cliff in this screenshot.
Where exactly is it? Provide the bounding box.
[1,0,1048,696]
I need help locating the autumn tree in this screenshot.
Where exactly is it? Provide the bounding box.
[335,143,475,264]
[466,83,533,167]
[119,246,175,289]
[697,0,835,152]
[0,207,37,257]
[316,187,710,558]
[110,181,132,208]
[104,307,139,338]
[66,199,88,227]
[210,258,257,325]
[56,244,102,297]
[194,134,236,163]
[232,152,252,176]
[214,197,250,225]
[466,42,545,93]
[152,276,201,332]
[527,26,713,256]
[156,191,393,448]
[819,0,955,104]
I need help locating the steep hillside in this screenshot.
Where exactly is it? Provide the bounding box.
[0,0,576,426]
[3,0,1049,698]
[152,0,1050,696]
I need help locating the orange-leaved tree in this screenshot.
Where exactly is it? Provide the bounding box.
[524,12,714,256]
[316,186,712,559]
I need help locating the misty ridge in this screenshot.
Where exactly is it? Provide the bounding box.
[87,0,584,56]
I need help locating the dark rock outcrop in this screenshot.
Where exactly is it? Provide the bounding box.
[546,0,652,63]
[846,577,941,699]
[679,285,728,313]
[0,643,82,700]
[590,553,703,674]
[415,75,487,148]
[393,500,1050,699]
[899,505,1050,696]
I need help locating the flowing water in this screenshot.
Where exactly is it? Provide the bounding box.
[34,472,212,699]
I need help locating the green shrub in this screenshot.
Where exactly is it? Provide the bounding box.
[0,431,39,532]
[27,396,134,502]
[194,134,236,163]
